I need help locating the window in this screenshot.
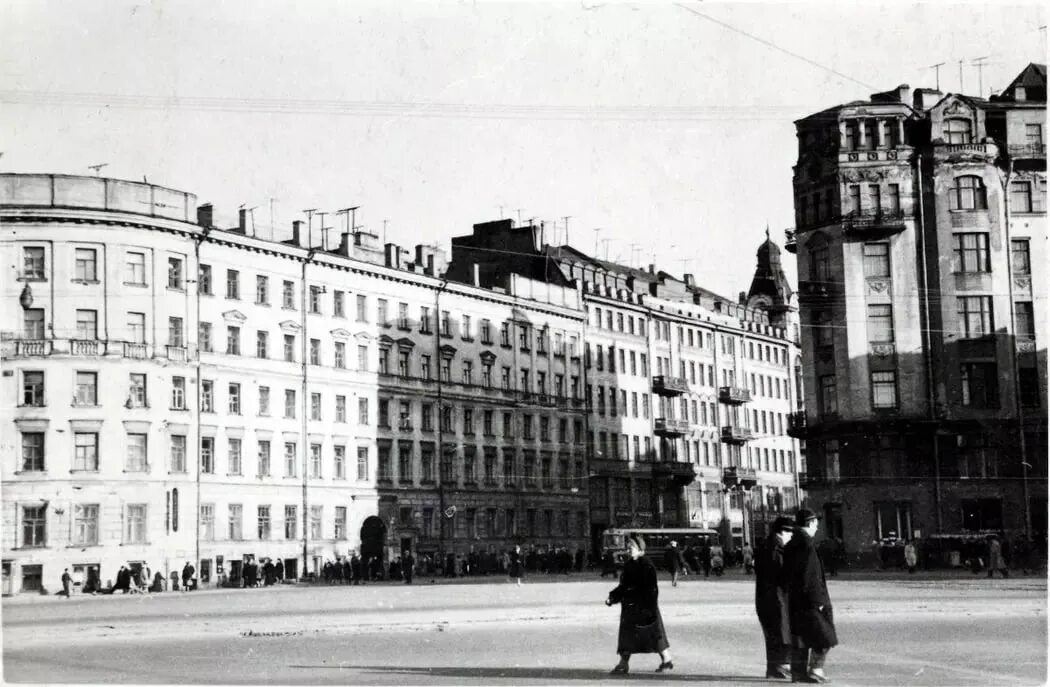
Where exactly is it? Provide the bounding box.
[358,397,369,424]
[310,443,322,477]
[201,437,214,473]
[285,505,297,539]
[224,269,239,299]
[358,345,369,371]
[334,445,346,479]
[330,290,344,317]
[379,347,391,375]
[867,183,881,214]
[397,302,409,329]
[398,349,410,377]
[24,309,45,338]
[258,440,271,477]
[944,118,972,144]
[1011,180,1034,213]
[961,498,1002,532]
[500,321,511,347]
[357,445,371,481]
[952,233,990,273]
[957,296,993,338]
[867,304,894,343]
[1025,123,1043,145]
[283,281,295,309]
[125,251,146,285]
[22,505,47,547]
[284,442,297,477]
[198,264,213,294]
[197,321,211,351]
[482,362,493,388]
[75,371,98,405]
[820,375,838,415]
[1012,239,1031,275]
[126,433,147,471]
[863,243,890,278]
[309,286,322,314]
[21,432,44,471]
[74,248,97,281]
[874,501,912,540]
[1015,301,1036,341]
[76,309,97,340]
[228,504,243,540]
[170,435,187,472]
[256,330,269,358]
[225,325,240,355]
[462,314,472,340]
[21,370,44,407]
[255,275,269,304]
[284,334,295,362]
[420,306,432,333]
[169,316,185,347]
[335,342,346,368]
[284,389,296,418]
[256,505,271,540]
[961,362,999,408]
[228,439,242,475]
[335,506,347,540]
[23,246,45,279]
[72,504,100,545]
[377,298,388,324]
[481,319,492,344]
[125,504,147,543]
[1019,367,1041,408]
[957,434,999,479]
[310,506,323,539]
[810,244,830,283]
[259,386,270,416]
[356,294,368,322]
[228,382,241,414]
[949,175,987,211]
[462,360,473,385]
[197,504,215,541]
[871,371,898,409]
[167,257,185,289]
[310,339,321,365]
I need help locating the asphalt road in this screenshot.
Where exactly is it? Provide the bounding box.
[3,573,1046,685]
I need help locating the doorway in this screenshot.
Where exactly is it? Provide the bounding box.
[360,516,387,563]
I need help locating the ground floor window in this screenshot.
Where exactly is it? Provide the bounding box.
[21,564,43,593]
[874,500,912,540]
[961,498,1002,532]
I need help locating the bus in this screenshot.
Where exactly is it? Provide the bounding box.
[601,527,720,568]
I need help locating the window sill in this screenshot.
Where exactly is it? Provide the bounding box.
[71,280,100,285]
[71,404,101,409]
[123,282,148,288]
[17,276,48,283]
[70,469,100,474]
[170,407,189,412]
[14,470,48,476]
[67,543,101,549]
[168,287,187,294]
[16,404,46,409]
[282,306,297,312]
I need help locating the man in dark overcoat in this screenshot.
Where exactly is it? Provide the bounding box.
[784,509,837,684]
[754,516,795,679]
[403,550,415,584]
[663,541,687,586]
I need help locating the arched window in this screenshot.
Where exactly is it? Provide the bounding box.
[945,118,973,144]
[950,175,987,211]
[807,233,831,282]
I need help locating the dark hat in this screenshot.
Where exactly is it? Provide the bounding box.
[795,508,821,526]
[773,516,795,533]
[628,534,647,553]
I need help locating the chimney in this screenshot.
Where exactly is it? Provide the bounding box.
[426,254,435,277]
[236,208,247,234]
[473,263,480,287]
[196,203,213,228]
[338,232,352,257]
[385,243,401,269]
[292,220,303,247]
[913,88,943,111]
[683,273,695,288]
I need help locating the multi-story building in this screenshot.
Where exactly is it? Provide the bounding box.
[1,174,588,595]
[445,220,803,553]
[787,64,1047,557]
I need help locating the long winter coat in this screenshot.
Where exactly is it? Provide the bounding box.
[663,548,686,573]
[607,556,669,655]
[754,534,791,646]
[508,550,524,579]
[784,531,838,650]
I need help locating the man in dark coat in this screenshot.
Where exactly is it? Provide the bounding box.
[182,561,195,591]
[663,541,687,586]
[403,550,415,584]
[784,509,837,684]
[755,516,795,679]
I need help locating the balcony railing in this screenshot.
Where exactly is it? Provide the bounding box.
[652,375,689,396]
[786,411,807,438]
[933,141,998,161]
[651,460,697,485]
[654,417,690,437]
[718,386,752,405]
[165,345,188,362]
[842,210,907,236]
[721,425,754,444]
[71,339,100,356]
[1007,143,1046,159]
[785,229,797,254]
[123,342,148,359]
[15,340,52,356]
[723,466,758,488]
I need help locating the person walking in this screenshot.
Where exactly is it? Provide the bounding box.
[700,541,712,578]
[742,542,755,575]
[508,545,524,586]
[784,509,837,684]
[904,541,918,574]
[605,534,674,674]
[403,550,415,584]
[663,541,686,587]
[61,568,73,597]
[754,516,795,679]
[987,535,1009,579]
[182,561,196,591]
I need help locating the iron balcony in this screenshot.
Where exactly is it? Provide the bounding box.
[718,386,752,405]
[720,425,754,444]
[654,417,690,437]
[652,375,689,396]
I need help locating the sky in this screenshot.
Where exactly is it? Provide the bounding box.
[1,0,1045,299]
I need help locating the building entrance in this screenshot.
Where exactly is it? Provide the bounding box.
[360,516,387,563]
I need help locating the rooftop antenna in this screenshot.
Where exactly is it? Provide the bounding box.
[336,206,360,245]
[561,216,572,246]
[320,224,333,251]
[593,227,602,257]
[269,198,279,240]
[316,211,329,249]
[382,219,389,246]
[248,207,258,237]
[516,209,524,226]
[629,242,641,268]
[303,209,317,249]
[958,59,964,93]
[971,56,989,96]
[499,205,504,220]
[599,238,612,261]
[88,163,108,177]
[928,62,945,91]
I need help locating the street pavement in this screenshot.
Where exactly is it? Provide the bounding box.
[3,571,1047,685]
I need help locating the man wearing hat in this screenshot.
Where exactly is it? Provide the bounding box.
[784,508,837,683]
[754,516,795,679]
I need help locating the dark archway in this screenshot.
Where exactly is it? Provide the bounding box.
[360,516,387,563]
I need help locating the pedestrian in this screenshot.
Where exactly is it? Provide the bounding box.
[754,516,795,679]
[700,541,712,578]
[61,568,73,597]
[987,535,1009,579]
[605,534,674,674]
[508,545,524,585]
[742,542,755,575]
[403,550,415,584]
[182,561,196,591]
[663,540,686,587]
[600,548,617,578]
[84,566,100,595]
[784,509,837,684]
[904,541,918,574]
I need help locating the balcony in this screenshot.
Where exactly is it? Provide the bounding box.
[722,466,758,489]
[1007,143,1046,160]
[15,340,51,356]
[165,345,188,362]
[842,210,907,238]
[797,279,838,305]
[932,141,998,162]
[71,339,100,356]
[651,460,697,486]
[652,375,689,396]
[721,425,754,444]
[786,411,808,438]
[654,417,690,437]
[718,386,752,405]
[785,229,797,254]
[122,342,148,359]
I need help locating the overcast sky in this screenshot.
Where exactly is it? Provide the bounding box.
[1,0,1045,298]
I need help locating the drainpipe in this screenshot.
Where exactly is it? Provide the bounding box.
[193,225,211,586]
[916,153,942,534]
[434,278,449,563]
[301,250,316,578]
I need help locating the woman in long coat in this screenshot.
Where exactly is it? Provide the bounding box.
[606,535,673,674]
[508,545,524,585]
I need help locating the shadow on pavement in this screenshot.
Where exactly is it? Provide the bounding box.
[290,665,769,682]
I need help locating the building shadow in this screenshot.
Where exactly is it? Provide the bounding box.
[290,664,768,683]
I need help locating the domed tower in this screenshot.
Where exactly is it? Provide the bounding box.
[746,227,796,330]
